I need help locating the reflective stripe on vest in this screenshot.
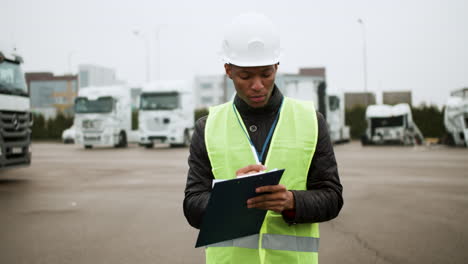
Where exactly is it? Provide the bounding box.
[262,234,319,252]
[205,97,319,264]
[207,234,260,249]
[207,234,319,253]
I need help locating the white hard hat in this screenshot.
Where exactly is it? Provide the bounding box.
[221,13,281,67]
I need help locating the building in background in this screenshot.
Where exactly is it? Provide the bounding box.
[26,72,78,119]
[344,92,376,110]
[194,75,225,109]
[78,64,124,88]
[383,91,412,106]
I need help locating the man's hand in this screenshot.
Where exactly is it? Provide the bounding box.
[247,184,295,213]
[236,164,266,177]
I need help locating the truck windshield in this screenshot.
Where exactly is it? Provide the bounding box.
[328,96,340,111]
[371,115,404,128]
[75,97,114,113]
[140,92,179,110]
[0,60,28,97]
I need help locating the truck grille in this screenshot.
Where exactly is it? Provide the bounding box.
[1,111,30,141]
[147,117,169,132]
[82,119,103,130]
[0,110,31,167]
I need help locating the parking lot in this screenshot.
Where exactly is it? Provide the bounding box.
[0,142,467,264]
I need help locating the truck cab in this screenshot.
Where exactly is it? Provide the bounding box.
[0,50,32,169]
[327,93,350,143]
[138,81,194,148]
[74,85,131,149]
[362,103,424,145]
[444,88,468,147]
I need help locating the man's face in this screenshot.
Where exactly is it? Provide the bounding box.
[225,64,278,108]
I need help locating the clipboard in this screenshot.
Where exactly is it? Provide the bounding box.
[195,169,285,248]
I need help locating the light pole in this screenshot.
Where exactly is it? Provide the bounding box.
[68,51,76,75]
[154,24,167,81]
[357,18,369,105]
[155,27,161,81]
[133,30,151,82]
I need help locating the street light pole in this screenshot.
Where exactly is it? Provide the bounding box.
[357,18,369,105]
[155,27,160,81]
[68,51,76,75]
[133,30,151,82]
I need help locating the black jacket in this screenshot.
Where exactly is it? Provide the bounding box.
[183,86,343,229]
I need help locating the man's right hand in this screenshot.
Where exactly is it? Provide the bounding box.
[236,164,266,177]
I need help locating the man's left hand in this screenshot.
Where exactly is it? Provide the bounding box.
[247,184,295,213]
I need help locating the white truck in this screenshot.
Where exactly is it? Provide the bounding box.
[259,74,350,143]
[74,85,132,149]
[0,50,32,169]
[361,103,424,145]
[138,80,194,148]
[444,88,468,147]
[326,93,350,143]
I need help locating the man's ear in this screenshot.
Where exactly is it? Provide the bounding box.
[224,64,233,79]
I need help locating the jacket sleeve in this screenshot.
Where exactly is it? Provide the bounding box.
[183,116,213,229]
[288,112,344,224]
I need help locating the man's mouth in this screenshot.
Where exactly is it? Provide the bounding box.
[250,96,266,103]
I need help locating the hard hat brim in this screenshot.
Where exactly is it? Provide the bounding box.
[222,56,281,67]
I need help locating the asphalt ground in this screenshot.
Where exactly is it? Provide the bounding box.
[0,142,467,264]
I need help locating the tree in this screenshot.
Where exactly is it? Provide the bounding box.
[31,112,74,141]
[195,108,209,122]
[411,104,444,138]
[345,105,367,139]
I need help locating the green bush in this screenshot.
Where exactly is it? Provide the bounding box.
[195,108,209,122]
[31,113,47,140]
[32,112,73,141]
[411,104,444,138]
[345,106,367,139]
[132,110,139,130]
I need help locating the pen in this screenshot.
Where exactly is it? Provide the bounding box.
[250,145,261,165]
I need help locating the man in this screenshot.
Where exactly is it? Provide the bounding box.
[184,13,343,264]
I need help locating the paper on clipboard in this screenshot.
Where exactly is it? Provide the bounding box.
[212,168,278,187]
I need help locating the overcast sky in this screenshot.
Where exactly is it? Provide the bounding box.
[2,0,467,107]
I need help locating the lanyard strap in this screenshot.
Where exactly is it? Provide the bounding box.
[232,99,284,164]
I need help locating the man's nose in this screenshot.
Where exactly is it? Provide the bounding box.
[251,77,264,91]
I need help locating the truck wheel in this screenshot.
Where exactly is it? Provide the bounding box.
[85,145,93,149]
[115,131,128,148]
[145,143,154,149]
[183,130,191,147]
[361,135,368,146]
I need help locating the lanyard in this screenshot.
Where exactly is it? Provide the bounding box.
[232,99,284,164]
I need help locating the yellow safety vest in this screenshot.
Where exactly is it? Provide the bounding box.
[205,97,320,264]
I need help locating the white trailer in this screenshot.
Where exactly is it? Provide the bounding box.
[327,93,350,143]
[444,88,468,147]
[362,103,424,145]
[74,85,132,149]
[138,80,194,148]
[277,75,350,143]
